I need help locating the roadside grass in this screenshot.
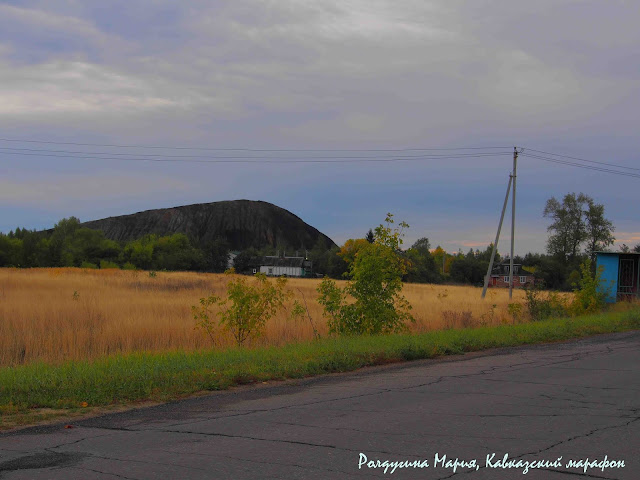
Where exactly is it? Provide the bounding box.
[1,307,638,430]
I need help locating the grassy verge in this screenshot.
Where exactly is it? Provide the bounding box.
[2,308,639,429]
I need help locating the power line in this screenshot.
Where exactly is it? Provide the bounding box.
[522,147,640,172]
[0,150,511,164]
[0,146,512,161]
[521,153,640,179]
[1,137,636,178]
[0,137,512,152]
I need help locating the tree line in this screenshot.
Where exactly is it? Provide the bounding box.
[0,192,629,290]
[0,217,228,272]
[344,192,627,290]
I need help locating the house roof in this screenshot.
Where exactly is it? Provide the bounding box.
[490,263,536,276]
[595,251,640,256]
[490,272,536,277]
[258,256,307,268]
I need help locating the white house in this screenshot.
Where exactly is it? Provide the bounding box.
[257,256,312,277]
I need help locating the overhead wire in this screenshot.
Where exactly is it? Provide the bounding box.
[520,152,640,179]
[0,138,636,178]
[0,137,513,152]
[522,147,640,172]
[0,148,511,164]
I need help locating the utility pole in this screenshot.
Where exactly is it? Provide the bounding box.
[481,174,512,298]
[509,147,518,300]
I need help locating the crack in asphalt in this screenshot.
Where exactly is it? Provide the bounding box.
[135,386,400,431]
[545,467,619,479]
[86,453,214,474]
[155,428,403,457]
[156,448,378,479]
[539,393,620,407]
[259,418,524,441]
[72,465,141,480]
[44,431,120,450]
[482,378,640,391]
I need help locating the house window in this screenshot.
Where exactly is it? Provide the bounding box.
[268,267,273,275]
[503,276,509,283]
[519,276,526,283]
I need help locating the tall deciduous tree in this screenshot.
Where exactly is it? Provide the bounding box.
[404,237,441,283]
[544,193,589,262]
[543,193,614,264]
[337,238,369,268]
[584,199,615,260]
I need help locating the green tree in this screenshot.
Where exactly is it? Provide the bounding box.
[232,248,258,274]
[308,237,329,275]
[337,238,370,268]
[0,234,23,266]
[317,214,414,335]
[153,233,203,270]
[404,237,441,283]
[543,193,614,265]
[50,217,82,266]
[365,229,374,243]
[122,235,155,269]
[449,256,486,284]
[202,237,230,273]
[475,243,500,263]
[66,228,120,266]
[325,245,348,279]
[544,193,589,263]
[523,252,567,290]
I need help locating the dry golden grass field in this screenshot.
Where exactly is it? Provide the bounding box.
[0,267,549,367]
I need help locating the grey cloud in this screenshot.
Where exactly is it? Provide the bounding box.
[0,1,637,253]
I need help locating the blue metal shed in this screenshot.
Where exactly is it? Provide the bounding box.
[595,252,640,302]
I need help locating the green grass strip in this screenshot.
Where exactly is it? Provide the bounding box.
[1,309,639,415]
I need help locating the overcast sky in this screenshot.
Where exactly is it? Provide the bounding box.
[1,1,638,254]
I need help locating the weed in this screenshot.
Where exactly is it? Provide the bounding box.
[480,304,497,326]
[441,310,475,329]
[507,303,524,323]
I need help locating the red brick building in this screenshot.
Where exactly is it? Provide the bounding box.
[489,262,536,288]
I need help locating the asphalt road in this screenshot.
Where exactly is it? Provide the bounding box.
[1,331,638,479]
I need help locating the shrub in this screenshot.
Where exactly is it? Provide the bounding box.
[80,261,98,269]
[524,286,568,321]
[194,270,300,346]
[99,260,120,269]
[507,303,524,323]
[569,259,610,316]
[317,214,414,335]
